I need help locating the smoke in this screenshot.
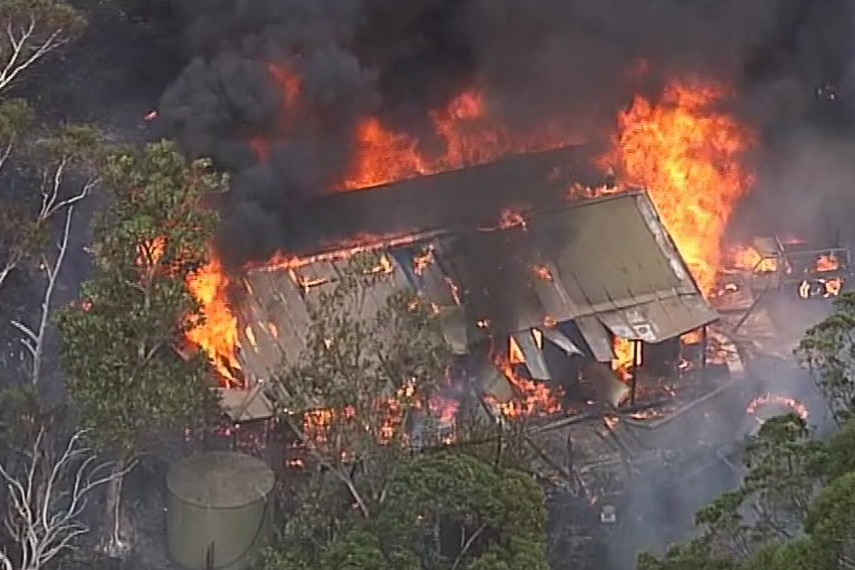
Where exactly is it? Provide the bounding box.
[153,0,855,270]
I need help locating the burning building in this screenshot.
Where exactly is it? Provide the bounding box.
[214,146,720,429]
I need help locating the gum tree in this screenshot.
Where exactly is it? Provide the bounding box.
[56,140,225,556]
[0,0,86,95]
[262,256,549,569]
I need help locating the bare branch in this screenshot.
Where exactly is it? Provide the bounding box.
[0,428,126,570]
[0,7,83,97]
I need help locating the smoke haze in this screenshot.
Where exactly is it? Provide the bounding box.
[153,0,855,270]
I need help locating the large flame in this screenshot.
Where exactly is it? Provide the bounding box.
[345,88,573,189]
[601,79,754,295]
[182,69,754,412]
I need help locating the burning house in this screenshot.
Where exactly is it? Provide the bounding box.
[215,146,722,434]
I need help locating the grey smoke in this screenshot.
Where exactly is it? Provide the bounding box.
[155,0,852,269]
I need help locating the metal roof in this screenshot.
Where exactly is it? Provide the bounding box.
[235,190,718,391]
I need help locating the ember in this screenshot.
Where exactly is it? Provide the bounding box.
[747,393,809,420]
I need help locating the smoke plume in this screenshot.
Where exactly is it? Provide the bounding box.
[155,0,853,270]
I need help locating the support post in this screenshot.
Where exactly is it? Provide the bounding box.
[630,340,640,405]
[700,325,708,382]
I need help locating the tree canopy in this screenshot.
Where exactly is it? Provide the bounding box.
[57,139,224,456]
[640,291,855,570]
[55,140,226,553]
[259,257,549,570]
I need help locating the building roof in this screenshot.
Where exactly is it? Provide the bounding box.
[234,189,718,390]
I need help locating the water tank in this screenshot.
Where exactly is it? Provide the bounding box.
[166,451,275,570]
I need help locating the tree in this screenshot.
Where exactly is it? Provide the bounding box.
[263,452,550,570]
[4,125,102,389]
[56,140,226,555]
[0,428,130,570]
[261,257,549,569]
[273,255,451,519]
[639,414,821,568]
[639,294,855,570]
[0,0,87,291]
[0,0,86,95]
[797,293,855,423]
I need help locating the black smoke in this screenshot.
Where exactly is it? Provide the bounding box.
[154,0,854,271]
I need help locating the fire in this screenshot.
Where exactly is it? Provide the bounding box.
[490,353,562,418]
[185,255,242,384]
[344,89,573,189]
[612,337,636,382]
[180,68,756,430]
[746,393,809,420]
[729,246,778,273]
[816,253,841,272]
[601,79,754,294]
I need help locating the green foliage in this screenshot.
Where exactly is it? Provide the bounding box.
[274,255,452,512]
[741,540,829,570]
[0,98,33,143]
[263,452,549,570]
[644,292,855,570]
[805,471,855,566]
[56,140,225,456]
[797,292,855,422]
[0,0,86,97]
[263,263,546,569]
[818,418,855,480]
[641,413,820,567]
[0,121,103,291]
[636,540,738,570]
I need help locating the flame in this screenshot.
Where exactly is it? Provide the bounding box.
[746,393,809,420]
[611,337,636,382]
[816,254,841,272]
[344,89,573,189]
[185,255,242,384]
[489,353,562,418]
[799,277,844,299]
[180,71,756,429]
[601,78,754,295]
[729,246,778,273]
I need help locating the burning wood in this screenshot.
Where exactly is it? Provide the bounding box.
[816,253,841,272]
[149,74,756,439]
[799,277,844,299]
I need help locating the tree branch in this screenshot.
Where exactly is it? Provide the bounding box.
[0,428,129,570]
[451,523,487,570]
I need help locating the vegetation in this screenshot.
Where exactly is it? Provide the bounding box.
[260,258,550,570]
[638,291,855,570]
[56,141,226,555]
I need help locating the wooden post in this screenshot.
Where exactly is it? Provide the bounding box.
[630,340,640,405]
[700,325,708,382]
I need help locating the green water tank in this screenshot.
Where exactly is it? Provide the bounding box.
[166,451,275,570]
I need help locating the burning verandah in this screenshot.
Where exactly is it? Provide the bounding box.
[219,153,719,423]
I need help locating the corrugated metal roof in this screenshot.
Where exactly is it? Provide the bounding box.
[236,190,719,386]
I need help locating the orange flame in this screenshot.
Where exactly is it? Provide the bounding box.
[816,254,841,273]
[612,337,636,382]
[185,255,242,384]
[601,78,755,295]
[729,246,778,273]
[181,70,755,430]
[488,353,562,418]
[747,393,809,420]
[344,89,573,189]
